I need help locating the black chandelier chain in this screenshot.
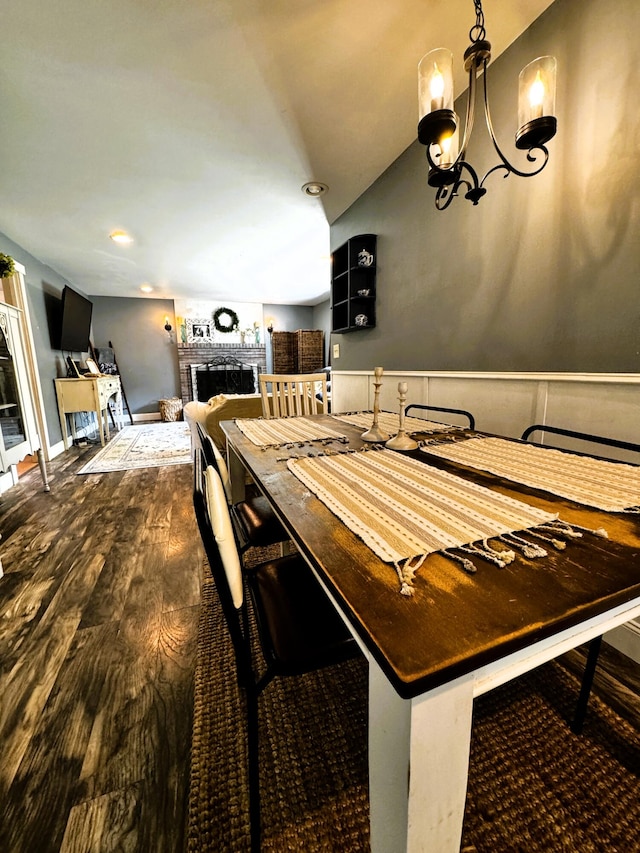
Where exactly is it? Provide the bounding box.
[470,0,486,43]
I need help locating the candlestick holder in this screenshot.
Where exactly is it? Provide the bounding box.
[386,382,418,451]
[362,375,390,442]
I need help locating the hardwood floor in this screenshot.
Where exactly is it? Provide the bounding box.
[0,444,202,853]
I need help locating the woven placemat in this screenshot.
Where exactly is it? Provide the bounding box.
[187,560,640,852]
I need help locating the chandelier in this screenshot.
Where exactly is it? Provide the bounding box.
[417,0,557,209]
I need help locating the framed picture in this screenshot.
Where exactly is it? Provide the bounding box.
[66,355,81,377]
[186,318,214,343]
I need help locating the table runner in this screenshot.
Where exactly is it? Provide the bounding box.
[333,411,459,436]
[422,437,640,513]
[288,449,560,595]
[235,416,348,448]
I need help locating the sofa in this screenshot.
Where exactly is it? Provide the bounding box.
[183,393,264,452]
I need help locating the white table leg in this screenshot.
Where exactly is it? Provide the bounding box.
[368,656,474,853]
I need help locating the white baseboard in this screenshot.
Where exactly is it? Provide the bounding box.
[132,413,162,422]
[604,620,640,665]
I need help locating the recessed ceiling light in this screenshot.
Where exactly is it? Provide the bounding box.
[109,230,134,245]
[140,284,153,293]
[302,182,328,197]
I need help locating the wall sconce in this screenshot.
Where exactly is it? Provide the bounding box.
[417,0,557,209]
[164,316,173,340]
[267,323,274,335]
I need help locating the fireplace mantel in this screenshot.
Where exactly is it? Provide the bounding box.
[177,342,267,403]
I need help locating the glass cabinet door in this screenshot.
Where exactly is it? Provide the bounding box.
[0,323,26,453]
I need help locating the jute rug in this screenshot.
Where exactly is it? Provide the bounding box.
[187,566,640,852]
[77,421,191,474]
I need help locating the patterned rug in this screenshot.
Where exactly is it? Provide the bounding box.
[187,566,640,852]
[76,421,192,473]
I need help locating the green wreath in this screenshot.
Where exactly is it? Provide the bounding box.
[212,306,240,334]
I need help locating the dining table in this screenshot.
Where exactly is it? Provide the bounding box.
[221,412,640,853]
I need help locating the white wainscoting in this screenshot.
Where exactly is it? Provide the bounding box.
[332,370,640,661]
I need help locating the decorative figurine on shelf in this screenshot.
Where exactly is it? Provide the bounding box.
[386,381,419,451]
[362,366,391,442]
[358,248,374,267]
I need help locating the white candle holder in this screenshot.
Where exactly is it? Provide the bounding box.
[362,367,391,442]
[386,381,418,451]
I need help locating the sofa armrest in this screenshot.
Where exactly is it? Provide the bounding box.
[204,394,264,451]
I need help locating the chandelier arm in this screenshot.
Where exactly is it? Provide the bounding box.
[456,163,479,193]
[436,168,480,209]
[435,183,460,211]
[480,61,551,182]
[458,61,478,161]
[425,58,478,177]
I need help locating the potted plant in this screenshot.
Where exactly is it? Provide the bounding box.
[0,253,16,278]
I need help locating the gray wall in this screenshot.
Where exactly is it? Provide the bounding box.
[91,296,180,414]
[312,299,331,365]
[330,0,640,373]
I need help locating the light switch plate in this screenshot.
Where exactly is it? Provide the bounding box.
[333,343,340,359]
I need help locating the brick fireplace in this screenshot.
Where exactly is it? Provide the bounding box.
[177,343,267,404]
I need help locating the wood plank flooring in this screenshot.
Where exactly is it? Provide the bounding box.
[0,443,202,853]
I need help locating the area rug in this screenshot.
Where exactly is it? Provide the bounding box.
[77,421,192,474]
[187,570,640,852]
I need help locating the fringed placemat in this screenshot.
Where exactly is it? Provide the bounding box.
[422,436,640,513]
[235,416,348,448]
[287,449,574,595]
[333,410,460,435]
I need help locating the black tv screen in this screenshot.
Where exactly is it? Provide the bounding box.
[59,286,93,352]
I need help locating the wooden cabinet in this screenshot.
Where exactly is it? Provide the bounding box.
[55,376,123,449]
[331,234,377,333]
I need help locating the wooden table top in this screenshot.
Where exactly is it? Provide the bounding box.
[222,415,640,699]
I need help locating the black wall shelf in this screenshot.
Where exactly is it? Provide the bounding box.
[331,234,377,333]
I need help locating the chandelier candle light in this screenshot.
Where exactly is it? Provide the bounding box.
[417,0,557,209]
[362,366,391,442]
[386,382,419,451]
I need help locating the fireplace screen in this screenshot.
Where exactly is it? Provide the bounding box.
[194,357,257,401]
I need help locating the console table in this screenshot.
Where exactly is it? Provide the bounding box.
[54,376,122,449]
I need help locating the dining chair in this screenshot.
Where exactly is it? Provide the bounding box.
[520,423,640,733]
[259,372,328,418]
[405,402,476,430]
[192,449,360,851]
[195,422,288,551]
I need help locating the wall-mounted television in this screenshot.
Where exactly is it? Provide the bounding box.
[59,285,93,352]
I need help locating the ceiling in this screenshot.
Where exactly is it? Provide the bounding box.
[0,0,555,306]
